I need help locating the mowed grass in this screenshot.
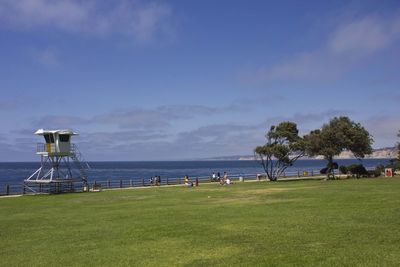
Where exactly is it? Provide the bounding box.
[1,178,400,266]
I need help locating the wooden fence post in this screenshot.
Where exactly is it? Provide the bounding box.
[6,184,10,195]
[22,183,26,195]
[120,180,123,188]
[142,178,145,186]
[107,180,111,188]
[130,179,133,187]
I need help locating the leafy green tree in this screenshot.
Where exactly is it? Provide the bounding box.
[304,117,373,179]
[397,130,400,161]
[254,122,306,181]
[387,130,400,172]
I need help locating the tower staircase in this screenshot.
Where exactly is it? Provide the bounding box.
[70,144,90,184]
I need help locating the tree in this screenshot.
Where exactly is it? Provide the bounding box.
[254,121,306,181]
[397,130,400,161]
[304,116,373,179]
[387,130,400,172]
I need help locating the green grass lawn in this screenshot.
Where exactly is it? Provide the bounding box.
[1,178,400,266]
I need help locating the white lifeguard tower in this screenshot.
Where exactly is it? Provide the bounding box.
[24,129,90,193]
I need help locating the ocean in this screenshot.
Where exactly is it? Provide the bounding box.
[0,159,391,189]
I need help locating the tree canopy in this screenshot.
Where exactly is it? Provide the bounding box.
[304,116,373,179]
[254,121,306,181]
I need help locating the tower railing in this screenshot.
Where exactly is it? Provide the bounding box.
[36,143,57,153]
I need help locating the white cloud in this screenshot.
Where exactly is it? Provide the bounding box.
[33,115,88,128]
[252,13,400,82]
[0,0,174,43]
[31,104,230,130]
[128,2,172,42]
[328,15,400,56]
[10,109,398,160]
[0,0,89,31]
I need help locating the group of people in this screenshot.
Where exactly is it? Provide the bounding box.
[150,173,232,188]
[150,176,161,186]
[211,171,233,185]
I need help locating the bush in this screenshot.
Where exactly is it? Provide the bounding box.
[320,167,328,174]
[368,169,381,178]
[339,165,348,174]
[339,164,382,179]
[376,164,385,173]
[347,164,368,178]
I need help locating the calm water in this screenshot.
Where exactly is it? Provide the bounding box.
[0,159,391,188]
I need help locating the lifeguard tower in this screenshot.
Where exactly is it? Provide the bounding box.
[24,129,90,193]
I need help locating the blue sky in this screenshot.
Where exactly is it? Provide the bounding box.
[0,0,399,161]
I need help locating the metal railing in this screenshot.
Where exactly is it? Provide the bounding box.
[36,143,53,153]
[36,143,69,154]
[1,166,381,196]
[0,169,335,196]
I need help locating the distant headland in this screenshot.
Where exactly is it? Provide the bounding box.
[201,147,398,161]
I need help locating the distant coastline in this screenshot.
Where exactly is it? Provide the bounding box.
[201,147,398,161]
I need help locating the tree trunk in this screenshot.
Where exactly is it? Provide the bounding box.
[326,156,334,180]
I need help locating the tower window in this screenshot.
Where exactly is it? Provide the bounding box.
[44,134,55,143]
[59,134,70,142]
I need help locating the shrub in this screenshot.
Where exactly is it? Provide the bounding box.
[347,164,368,178]
[320,167,328,174]
[368,169,381,178]
[339,165,348,174]
[376,164,385,173]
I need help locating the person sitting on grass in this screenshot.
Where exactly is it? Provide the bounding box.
[225,177,233,185]
[220,172,233,185]
[184,175,193,187]
[219,172,228,185]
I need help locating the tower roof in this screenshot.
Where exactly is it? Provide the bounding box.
[34,129,79,135]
